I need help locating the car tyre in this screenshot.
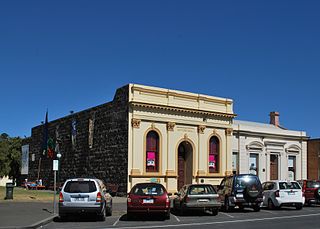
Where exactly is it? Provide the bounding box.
[212,208,218,216]
[268,199,275,210]
[296,203,303,210]
[98,208,106,221]
[179,204,184,216]
[253,205,260,212]
[224,197,233,212]
[165,211,171,220]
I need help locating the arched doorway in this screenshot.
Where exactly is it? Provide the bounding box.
[177,141,193,191]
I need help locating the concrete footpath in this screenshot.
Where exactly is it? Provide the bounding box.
[0,197,127,229]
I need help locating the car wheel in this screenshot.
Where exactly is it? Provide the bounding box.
[224,197,233,212]
[253,205,260,212]
[165,211,171,220]
[212,208,218,216]
[127,212,132,220]
[296,203,303,210]
[179,204,184,216]
[59,214,67,221]
[268,199,275,210]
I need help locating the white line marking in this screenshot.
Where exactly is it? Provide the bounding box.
[262,210,275,214]
[108,212,320,229]
[220,212,234,218]
[113,215,121,226]
[173,215,180,222]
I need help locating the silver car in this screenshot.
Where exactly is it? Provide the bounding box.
[59,178,112,220]
[173,184,221,216]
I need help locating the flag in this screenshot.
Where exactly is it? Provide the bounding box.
[42,111,48,157]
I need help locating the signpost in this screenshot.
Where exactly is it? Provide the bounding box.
[53,160,58,214]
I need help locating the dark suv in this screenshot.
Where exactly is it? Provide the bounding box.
[298,180,320,206]
[217,174,263,212]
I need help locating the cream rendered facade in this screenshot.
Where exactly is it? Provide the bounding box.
[232,120,308,183]
[128,84,235,193]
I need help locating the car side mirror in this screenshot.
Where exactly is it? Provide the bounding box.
[174,192,180,196]
[168,192,172,196]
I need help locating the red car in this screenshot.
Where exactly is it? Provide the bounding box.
[127,183,171,220]
[298,180,320,206]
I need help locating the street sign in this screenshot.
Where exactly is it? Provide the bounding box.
[53,160,59,171]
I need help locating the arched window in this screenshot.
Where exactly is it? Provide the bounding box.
[146,131,159,172]
[209,136,219,173]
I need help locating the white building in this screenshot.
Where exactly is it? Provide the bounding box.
[232,112,308,183]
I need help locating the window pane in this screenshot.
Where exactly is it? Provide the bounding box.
[209,136,219,173]
[146,131,159,172]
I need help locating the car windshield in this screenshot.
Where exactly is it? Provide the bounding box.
[132,184,164,196]
[279,182,300,190]
[64,181,97,193]
[188,185,216,195]
[306,181,320,188]
[235,175,260,188]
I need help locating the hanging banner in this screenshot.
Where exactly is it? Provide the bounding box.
[21,145,29,175]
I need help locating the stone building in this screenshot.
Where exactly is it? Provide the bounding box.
[307,139,320,179]
[26,84,235,193]
[232,112,308,183]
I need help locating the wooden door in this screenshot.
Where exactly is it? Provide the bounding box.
[177,150,185,191]
[270,155,278,180]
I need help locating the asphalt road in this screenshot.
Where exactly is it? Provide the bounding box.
[42,205,320,229]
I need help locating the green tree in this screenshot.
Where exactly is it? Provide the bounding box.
[0,133,22,184]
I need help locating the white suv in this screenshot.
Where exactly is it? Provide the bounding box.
[59,178,112,220]
[261,181,304,210]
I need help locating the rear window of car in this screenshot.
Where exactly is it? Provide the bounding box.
[132,184,165,196]
[235,175,260,188]
[306,181,320,188]
[279,182,300,190]
[188,185,216,195]
[63,181,97,193]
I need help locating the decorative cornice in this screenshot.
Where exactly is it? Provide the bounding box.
[167,122,176,131]
[131,118,141,128]
[198,125,206,134]
[226,128,233,136]
[130,102,236,118]
[131,85,233,105]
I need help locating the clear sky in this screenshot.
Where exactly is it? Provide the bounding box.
[0,0,319,138]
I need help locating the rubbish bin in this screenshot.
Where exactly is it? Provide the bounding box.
[5,183,14,200]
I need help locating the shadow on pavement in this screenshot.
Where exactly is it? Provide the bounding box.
[120,213,168,221]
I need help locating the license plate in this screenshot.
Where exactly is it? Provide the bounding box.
[288,192,295,195]
[143,199,154,204]
[198,199,209,202]
[75,197,84,201]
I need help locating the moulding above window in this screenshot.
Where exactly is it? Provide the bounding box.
[246,141,264,151]
[130,168,141,175]
[198,125,206,134]
[131,118,141,128]
[285,144,301,153]
[167,122,176,131]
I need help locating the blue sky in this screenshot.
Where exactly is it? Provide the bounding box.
[0,0,319,138]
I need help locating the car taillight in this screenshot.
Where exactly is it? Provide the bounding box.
[166,195,170,207]
[96,192,102,202]
[59,192,64,203]
[275,190,280,197]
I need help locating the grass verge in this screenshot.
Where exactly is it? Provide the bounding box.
[0,186,58,202]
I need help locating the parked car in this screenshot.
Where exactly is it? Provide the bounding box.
[217,174,263,212]
[261,180,304,210]
[173,184,221,216]
[127,182,171,219]
[59,178,112,220]
[297,180,320,206]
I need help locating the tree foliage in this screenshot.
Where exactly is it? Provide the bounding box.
[0,133,22,183]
